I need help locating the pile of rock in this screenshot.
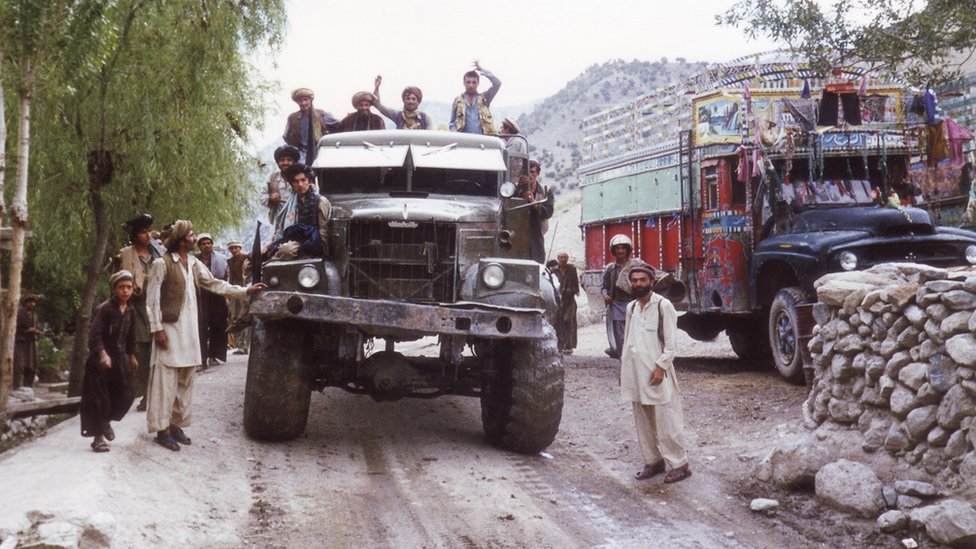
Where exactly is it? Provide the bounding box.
[1,388,51,448]
[0,511,116,549]
[805,264,976,483]
[753,263,976,546]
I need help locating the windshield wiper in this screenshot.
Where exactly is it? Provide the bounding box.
[418,143,457,156]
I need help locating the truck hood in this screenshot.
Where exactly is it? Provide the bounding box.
[789,206,934,236]
[328,194,499,223]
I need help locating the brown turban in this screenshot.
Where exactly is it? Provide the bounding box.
[401,86,423,103]
[291,87,314,102]
[162,219,193,251]
[351,91,376,108]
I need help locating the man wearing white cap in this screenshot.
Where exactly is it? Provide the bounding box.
[283,87,340,165]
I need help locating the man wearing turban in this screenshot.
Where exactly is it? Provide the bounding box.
[145,220,266,451]
[283,87,340,166]
[339,90,386,132]
[620,262,691,484]
[373,75,431,130]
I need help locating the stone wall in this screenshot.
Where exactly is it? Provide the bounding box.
[805,263,976,491]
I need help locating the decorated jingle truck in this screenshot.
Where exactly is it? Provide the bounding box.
[242,130,563,454]
[579,52,976,383]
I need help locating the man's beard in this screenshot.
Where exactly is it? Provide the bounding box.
[632,286,651,298]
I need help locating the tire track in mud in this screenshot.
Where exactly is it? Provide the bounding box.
[508,447,750,549]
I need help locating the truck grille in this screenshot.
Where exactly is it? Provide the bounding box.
[347,220,457,303]
[854,243,960,267]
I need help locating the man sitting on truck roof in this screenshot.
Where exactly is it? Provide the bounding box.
[339,91,386,132]
[449,59,501,135]
[283,87,340,166]
[373,75,431,130]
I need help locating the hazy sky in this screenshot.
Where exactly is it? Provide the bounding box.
[253,0,778,145]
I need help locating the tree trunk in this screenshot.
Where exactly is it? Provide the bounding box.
[67,152,113,397]
[1,61,34,410]
[0,37,9,414]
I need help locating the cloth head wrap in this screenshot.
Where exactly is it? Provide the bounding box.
[162,219,193,251]
[291,88,314,102]
[122,213,153,236]
[351,91,376,107]
[273,145,300,163]
[110,270,134,288]
[196,233,213,245]
[20,294,39,304]
[401,86,423,103]
[502,118,520,134]
[227,241,243,249]
[628,263,657,281]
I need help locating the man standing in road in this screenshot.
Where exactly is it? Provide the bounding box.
[226,240,249,355]
[283,88,340,165]
[516,160,554,264]
[553,252,580,355]
[146,220,265,451]
[196,233,230,367]
[449,60,501,135]
[621,263,691,484]
[117,213,162,411]
[601,234,635,358]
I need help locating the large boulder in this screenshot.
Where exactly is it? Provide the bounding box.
[910,499,976,547]
[938,385,976,430]
[946,334,976,368]
[817,279,887,307]
[754,437,838,489]
[815,459,885,517]
[904,405,939,442]
[942,290,976,311]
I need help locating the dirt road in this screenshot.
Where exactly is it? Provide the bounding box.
[1,323,875,548]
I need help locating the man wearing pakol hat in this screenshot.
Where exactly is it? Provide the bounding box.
[373,75,431,130]
[225,240,249,355]
[146,220,266,451]
[283,87,340,165]
[621,261,691,484]
[196,233,230,367]
[262,145,300,224]
[14,294,41,388]
[339,91,386,132]
[449,59,501,135]
[80,270,139,453]
[116,213,161,410]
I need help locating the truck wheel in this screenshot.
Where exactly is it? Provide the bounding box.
[243,319,312,441]
[768,287,805,384]
[727,322,770,360]
[481,324,564,454]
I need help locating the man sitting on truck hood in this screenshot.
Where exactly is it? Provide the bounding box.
[268,163,332,260]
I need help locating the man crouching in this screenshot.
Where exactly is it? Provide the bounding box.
[621,263,691,484]
[145,220,266,451]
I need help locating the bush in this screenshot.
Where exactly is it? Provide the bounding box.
[36,335,67,382]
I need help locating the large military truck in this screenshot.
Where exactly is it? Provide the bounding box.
[242,130,563,454]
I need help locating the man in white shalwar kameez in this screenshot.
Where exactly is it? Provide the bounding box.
[620,263,691,483]
[145,220,265,451]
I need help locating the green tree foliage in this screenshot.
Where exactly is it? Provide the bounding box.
[2,0,284,393]
[719,0,976,84]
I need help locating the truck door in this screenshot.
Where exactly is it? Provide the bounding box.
[698,158,751,311]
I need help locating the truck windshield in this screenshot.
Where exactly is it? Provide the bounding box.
[779,179,875,207]
[317,167,499,197]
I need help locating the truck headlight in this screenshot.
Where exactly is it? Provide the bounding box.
[839,252,858,271]
[481,263,506,289]
[966,245,976,265]
[298,265,321,288]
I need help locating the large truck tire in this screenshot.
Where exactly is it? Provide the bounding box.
[243,319,312,441]
[768,287,806,384]
[727,321,771,360]
[481,324,564,454]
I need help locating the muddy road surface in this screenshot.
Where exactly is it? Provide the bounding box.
[1,324,873,548]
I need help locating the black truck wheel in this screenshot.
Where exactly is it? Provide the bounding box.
[727,321,771,360]
[243,319,312,441]
[481,324,564,454]
[768,287,805,384]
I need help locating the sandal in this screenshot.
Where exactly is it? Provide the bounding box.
[154,432,180,452]
[91,440,110,453]
[636,461,666,480]
[170,426,191,445]
[663,464,692,484]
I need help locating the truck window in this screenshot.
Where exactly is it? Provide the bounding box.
[317,166,498,197]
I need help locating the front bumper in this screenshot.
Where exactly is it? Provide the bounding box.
[249,291,547,339]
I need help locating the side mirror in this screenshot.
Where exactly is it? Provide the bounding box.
[500,181,517,198]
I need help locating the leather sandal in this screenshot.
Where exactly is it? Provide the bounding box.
[170,426,191,445]
[636,461,666,480]
[663,464,692,484]
[154,432,180,452]
[91,439,110,453]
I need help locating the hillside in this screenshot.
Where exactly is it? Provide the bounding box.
[516,58,708,191]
